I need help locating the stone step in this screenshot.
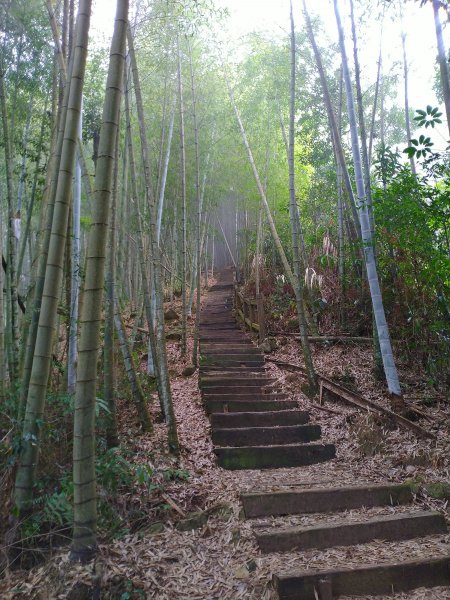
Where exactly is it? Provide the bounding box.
[200,317,237,323]
[199,324,240,330]
[255,510,447,553]
[202,386,281,395]
[200,338,250,344]
[215,443,336,470]
[201,339,253,344]
[202,350,263,356]
[201,347,261,354]
[208,284,233,291]
[200,366,267,373]
[202,392,288,401]
[212,424,321,447]
[273,556,450,599]
[204,399,298,414]
[210,410,310,429]
[200,358,265,367]
[241,483,415,518]
[199,373,276,394]
[200,375,274,386]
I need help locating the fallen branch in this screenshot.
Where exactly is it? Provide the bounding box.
[311,403,343,416]
[267,357,436,440]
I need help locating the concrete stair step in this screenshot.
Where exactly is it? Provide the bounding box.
[255,510,447,553]
[201,352,264,360]
[200,357,265,367]
[202,392,288,401]
[200,376,274,386]
[202,387,281,396]
[210,410,310,429]
[273,556,450,599]
[201,345,261,353]
[202,388,288,406]
[200,366,267,373]
[204,399,298,414]
[241,483,415,518]
[200,364,266,370]
[215,443,336,470]
[212,424,321,447]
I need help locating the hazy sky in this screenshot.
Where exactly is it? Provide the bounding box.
[90,0,448,128]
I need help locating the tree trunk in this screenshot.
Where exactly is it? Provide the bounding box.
[177,33,188,356]
[67,98,82,393]
[104,127,120,450]
[350,0,383,379]
[127,26,179,454]
[368,37,383,165]
[302,1,362,243]
[156,95,176,245]
[0,63,19,384]
[114,300,152,432]
[189,42,202,369]
[71,0,128,562]
[432,0,450,137]
[333,0,401,397]
[14,0,92,514]
[0,209,5,400]
[401,30,416,174]
[288,1,317,395]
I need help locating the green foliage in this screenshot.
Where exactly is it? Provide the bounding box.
[404,133,434,159]
[372,121,450,377]
[413,105,443,128]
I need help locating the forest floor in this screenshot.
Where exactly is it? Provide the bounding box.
[0,279,448,599]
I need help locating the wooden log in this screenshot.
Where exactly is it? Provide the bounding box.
[215,443,336,470]
[211,410,310,429]
[212,424,321,447]
[255,510,446,553]
[273,556,450,599]
[241,482,414,518]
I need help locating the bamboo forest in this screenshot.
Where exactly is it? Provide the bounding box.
[0,0,449,597]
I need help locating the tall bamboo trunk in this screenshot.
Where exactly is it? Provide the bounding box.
[288,1,317,395]
[114,299,152,432]
[302,1,362,243]
[368,37,383,165]
[177,34,187,356]
[104,125,120,450]
[0,64,19,384]
[14,1,92,514]
[401,30,416,174]
[67,98,82,393]
[16,94,49,288]
[333,0,401,397]
[156,95,176,245]
[0,209,5,401]
[336,68,346,329]
[123,66,158,382]
[432,0,450,137]
[17,33,76,423]
[190,42,202,368]
[350,0,383,378]
[71,0,128,561]
[127,26,179,454]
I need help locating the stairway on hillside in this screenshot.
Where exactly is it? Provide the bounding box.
[198,271,449,599]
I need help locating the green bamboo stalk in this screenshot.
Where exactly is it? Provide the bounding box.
[71,0,128,561]
[14,0,92,515]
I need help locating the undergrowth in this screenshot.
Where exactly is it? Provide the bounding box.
[0,387,190,571]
